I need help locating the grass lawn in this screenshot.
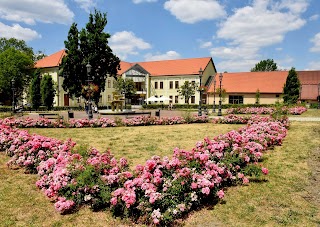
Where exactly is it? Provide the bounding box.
[0,119,320,226]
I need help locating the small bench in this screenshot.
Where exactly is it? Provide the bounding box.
[125,111,152,119]
[39,113,63,120]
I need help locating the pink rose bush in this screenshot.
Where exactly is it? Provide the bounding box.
[226,106,307,115]
[0,114,288,225]
[0,115,208,129]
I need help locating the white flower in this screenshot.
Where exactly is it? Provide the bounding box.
[84,194,92,201]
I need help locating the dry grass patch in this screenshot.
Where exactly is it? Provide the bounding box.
[26,124,240,168]
[1,121,320,226]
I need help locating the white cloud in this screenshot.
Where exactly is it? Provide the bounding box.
[109,31,151,60]
[276,47,283,51]
[73,0,96,13]
[200,41,212,49]
[211,0,308,72]
[164,0,226,24]
[144,51,181,61]
[133,0,157,3]
[0,0,74,25]
[0,22,41,41]
[309,14,319,21]
[306,61,320,70]
[217,59,259,72]
[310,33,320,52]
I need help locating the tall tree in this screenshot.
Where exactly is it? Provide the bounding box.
[60,9,120,104]
[177,81,197,104]
[251,59,278,72]
[30,70,42,109]
[283,67,300,104]
[114,77,136,108]
[41,74,56,110]
[0,42,34,105]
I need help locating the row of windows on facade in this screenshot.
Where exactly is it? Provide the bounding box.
[154,80,196,90]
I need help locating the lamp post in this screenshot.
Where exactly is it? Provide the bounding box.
[86,62,93,120]
[11,78,16,114]
[212,74,216,113]
[318,83,320,109]
[218,73,223,116]
[198,68,203,116]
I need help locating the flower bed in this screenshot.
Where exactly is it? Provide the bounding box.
[0,115,288,225]
[226,106,307,115]
[0,115,208,128]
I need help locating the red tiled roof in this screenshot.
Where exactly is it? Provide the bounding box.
[297,70,320,85]
[208,71,289,93]
[136,57,213,76]
[35,49,66,68]
[35,50,213,76]
[118,61,133,74]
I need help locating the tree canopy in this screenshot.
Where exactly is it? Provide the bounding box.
[60,9,120,104]
[283,67,300,104]
[0,38,34,105]
[114,77,136,97]
[251,59,278,72]
[41,74,56,110]
[177,81,197,104]
[30,70,42,109]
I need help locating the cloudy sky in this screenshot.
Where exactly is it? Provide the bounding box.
[0,0,319,72]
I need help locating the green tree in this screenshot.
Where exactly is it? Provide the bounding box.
[255,89,260,104]
[60,9,120,104]
[0,37,34,58]
[283,67,300,104]
[177,81,197,104]
[0,43,34,105]
[30,70,42,110]
[114,77,136,108]
[251,59,278,72]
[40,74,56,110]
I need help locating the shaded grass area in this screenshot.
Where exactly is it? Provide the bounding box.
[1,122,319,226]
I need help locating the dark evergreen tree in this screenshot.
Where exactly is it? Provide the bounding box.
[40,74,56,110]
[30,70,42,110]
[60,9,120,104]
[251,59,278,72]
[283,67,300,104]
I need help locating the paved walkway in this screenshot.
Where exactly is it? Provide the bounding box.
[17,110,320,122]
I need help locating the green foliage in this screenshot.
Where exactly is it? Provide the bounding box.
[251,59,278,72]
[40,74,56,110]
[177,81,197,104]
[216,88,227,102]
[0,38,34,105]
[283,68,300,104]
[255,89,260,104]
[60,9,120,104]
[30,70,42,110]
[114,77,137,98]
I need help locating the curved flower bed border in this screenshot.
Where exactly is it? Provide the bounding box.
[0,115,208,128]
[0,115,288,225]
[226,106,307,115]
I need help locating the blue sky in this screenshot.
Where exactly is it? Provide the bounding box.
[0,0,319,72]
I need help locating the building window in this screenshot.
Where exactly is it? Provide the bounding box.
[175,95,179,103]
[113,80,116,88]
[107,80,111,88]
[229,95,243,104]
[108,95,111,101]
[191,96,195,104]
[169,95,173,103]
[276,94,280,98]
[175,81,179,89]
[155,82,158,89]
[169,81,173,89]
[160,81,163,89]
[191,81,195,86]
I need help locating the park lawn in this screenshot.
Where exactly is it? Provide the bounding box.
[0,121,319,226]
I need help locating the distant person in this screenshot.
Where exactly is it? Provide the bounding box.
[85,102,88,114]
[94,105,98,113]
[168,103,173,110]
